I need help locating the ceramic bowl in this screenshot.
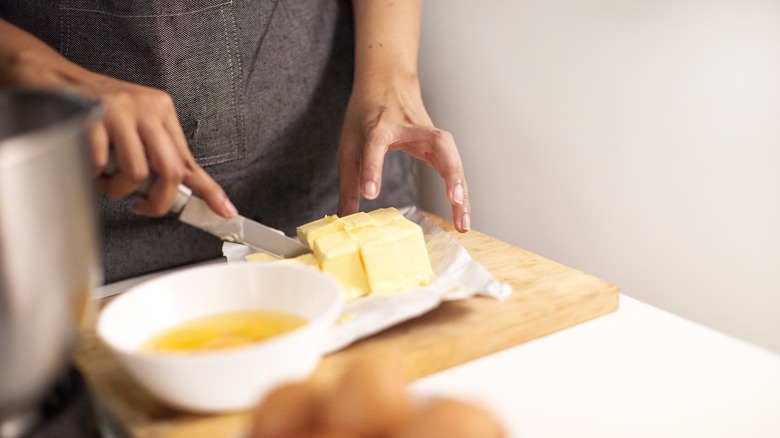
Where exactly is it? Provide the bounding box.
[97,263,343,412]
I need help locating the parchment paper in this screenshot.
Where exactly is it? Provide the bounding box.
[223,206,512,353]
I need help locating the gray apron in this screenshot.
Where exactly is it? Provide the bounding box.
[1,0,418,283]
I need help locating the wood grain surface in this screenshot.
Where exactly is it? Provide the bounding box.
[74,213,619,438]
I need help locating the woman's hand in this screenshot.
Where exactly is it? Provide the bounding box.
[339,0,471,232]
[337,75,471,232]
[86,76,236,218]
[0,18,237,218]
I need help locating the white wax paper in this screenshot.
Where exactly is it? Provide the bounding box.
[222,206,512,353]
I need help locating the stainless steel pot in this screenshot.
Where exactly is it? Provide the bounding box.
[0,90,103,427]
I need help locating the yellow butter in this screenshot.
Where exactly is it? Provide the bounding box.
[244,252,281,262]
[296,215,342,249]
[256,207,433,300]
[244,252,319,271]
[367,207,405,225]
[352,218,433,294]
[339,211,376,231]
[278,252,319,269]
[380,219,433,290]
[351,225,404,294]
[313,230,371,300]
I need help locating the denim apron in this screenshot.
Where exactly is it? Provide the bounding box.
[1,0,418,282]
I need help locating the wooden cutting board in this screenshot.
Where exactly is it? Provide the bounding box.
[74,213,619,438]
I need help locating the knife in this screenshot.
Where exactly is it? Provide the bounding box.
[103,156,312,258]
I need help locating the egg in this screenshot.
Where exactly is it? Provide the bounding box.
[388,397,505,438]
[322,354,411,436]
[252,380,323,438]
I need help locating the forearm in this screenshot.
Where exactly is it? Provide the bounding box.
[0,18,95,90]
[351,0,423,89]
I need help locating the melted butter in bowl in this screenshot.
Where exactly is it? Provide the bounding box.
[141,310,307,353]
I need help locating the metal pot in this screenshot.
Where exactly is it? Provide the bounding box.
[0,90,103,426]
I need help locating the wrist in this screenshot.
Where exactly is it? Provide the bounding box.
[352,66,420,96]
[2,47,93,91]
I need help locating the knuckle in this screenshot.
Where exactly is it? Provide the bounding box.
[154,162,185,184]
[149,90,175,112]
[148,203,170,217]
[364,127,391,148]
[430,128,454,145]
[123,164,149,185]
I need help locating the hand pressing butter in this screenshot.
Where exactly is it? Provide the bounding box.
[246,208,433,300]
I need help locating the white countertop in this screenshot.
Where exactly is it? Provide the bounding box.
[410,294,780,437]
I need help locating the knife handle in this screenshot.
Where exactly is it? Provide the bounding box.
[103,153,193,214]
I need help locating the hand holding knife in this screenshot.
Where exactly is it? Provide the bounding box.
[103,154,311,259]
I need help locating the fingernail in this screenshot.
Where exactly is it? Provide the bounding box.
[453,184,464,205]
[461,212,471,231]
[224,198,238,217]
[363,180,378,200]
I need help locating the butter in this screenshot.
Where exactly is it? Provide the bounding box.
[352,218,433,294]
[244,252,319,270]
[367,207,405,225]
[313,230,371,300]
[244,252,281,262]
[297,215,342,249]
[339,211,376,231]
[254,207,435,300]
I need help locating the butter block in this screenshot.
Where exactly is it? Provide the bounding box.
[244,252,319,270]
[351,226,404,294]
[244,252,280,262]
[339,211,376,231]
[382,219,433,289]
[353,217,433,294]
[313,230,370,300]
[367,207,405,225]
[297,215,342,249]
[278,253,320,269]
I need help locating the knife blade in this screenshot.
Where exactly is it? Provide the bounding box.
[174,188,312,258]
[103,156,311,258]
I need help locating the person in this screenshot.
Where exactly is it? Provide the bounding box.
[0,0,470,283]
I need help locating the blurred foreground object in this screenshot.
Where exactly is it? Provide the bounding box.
[0,90,102,437]
[252,354,505,438]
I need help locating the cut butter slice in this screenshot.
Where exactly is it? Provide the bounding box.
[313,230,371,300]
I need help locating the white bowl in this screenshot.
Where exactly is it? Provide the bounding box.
[97,263,343,413]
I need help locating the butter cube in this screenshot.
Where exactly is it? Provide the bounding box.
[353,217,433,294]
[297,215,342,249]
[244,252,319,269]
[368,207,405,225]
[339,211,376,231]
[313,230,370,300]
[278,253,320,269]
[244,252,280,262]
[383,219,434,289]
[351,226,404,294]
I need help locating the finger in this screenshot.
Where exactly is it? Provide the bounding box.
[88,122,109,178]
[183,165,237,218]
[159,115,236,218]
[451,183,471,233]
[360,126,391,200]
[337,135,363,217]
[102,112,150,199]
[415,128,471,232]
[128,120,183,216]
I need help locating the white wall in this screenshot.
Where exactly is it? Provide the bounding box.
[416,0,780,353]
